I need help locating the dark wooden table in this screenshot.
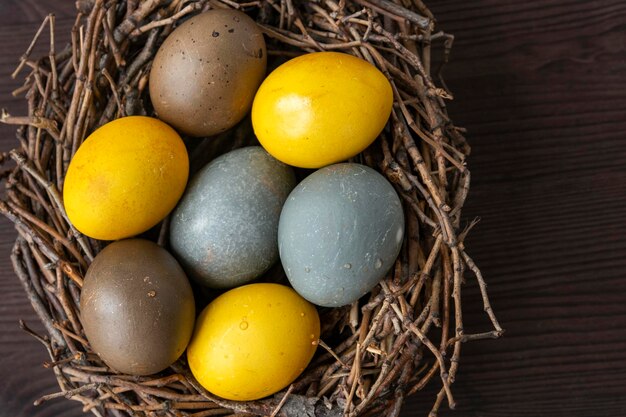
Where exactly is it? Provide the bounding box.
[1,1,625,416]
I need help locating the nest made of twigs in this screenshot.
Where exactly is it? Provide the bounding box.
[0,1,503,416]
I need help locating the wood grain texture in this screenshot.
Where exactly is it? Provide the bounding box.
[0,1,625,417]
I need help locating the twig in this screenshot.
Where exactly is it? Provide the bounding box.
[269,384,294,417]
[130,2,203,37]
[12,15,52,78]
[34,383,100,405]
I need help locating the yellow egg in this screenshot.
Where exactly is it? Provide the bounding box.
[187,283,320,401]
[251,51,393,168]
[63,116,188,240]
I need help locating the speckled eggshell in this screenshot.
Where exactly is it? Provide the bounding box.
[278,163,405,307]
[169,146,296,288]
[80,239,195,376]
[149,9,266,137]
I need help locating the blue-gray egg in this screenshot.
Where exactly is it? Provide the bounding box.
[170,147,296,288]
[278,163,404,307]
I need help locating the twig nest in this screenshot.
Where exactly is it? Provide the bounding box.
[1,1,503,416]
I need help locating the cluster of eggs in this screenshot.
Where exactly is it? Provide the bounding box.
[64,9,404,401]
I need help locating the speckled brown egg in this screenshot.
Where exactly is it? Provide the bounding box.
[80,239,195,376]
[149,9,266,137]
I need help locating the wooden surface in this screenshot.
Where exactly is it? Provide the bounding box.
[1,1,625,416]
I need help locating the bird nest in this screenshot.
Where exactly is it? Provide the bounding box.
[0,1,503,416]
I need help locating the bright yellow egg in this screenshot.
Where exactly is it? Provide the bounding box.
[63,116,188,240]
[187,283,320,401]
[251,51,393,168]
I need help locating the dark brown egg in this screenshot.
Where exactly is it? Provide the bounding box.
[149,9,267,137]
[80,239,195,375]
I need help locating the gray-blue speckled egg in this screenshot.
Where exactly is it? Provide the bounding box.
[170,146,296,288]
[278,163,404,307]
